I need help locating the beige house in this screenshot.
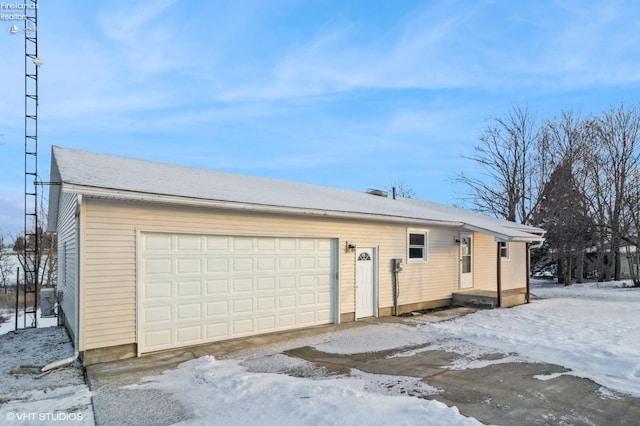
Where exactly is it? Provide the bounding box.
[48,146,544,365]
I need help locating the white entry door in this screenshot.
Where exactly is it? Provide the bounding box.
[355,247,376,319]
[459,233,473,289]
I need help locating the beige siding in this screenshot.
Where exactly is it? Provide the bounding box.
[57,192,79,344]
[82,198,511,350]
[501,242,527,290]
[399,228,459,305]
[471,235,528,292]
[473,232,498,291]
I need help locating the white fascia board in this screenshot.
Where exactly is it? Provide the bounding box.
[462,223,545,243]
[62,184,465,229]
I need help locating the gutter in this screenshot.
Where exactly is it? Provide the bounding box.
[41,352,79,372]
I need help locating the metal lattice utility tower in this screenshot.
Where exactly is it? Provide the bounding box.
[23,0,39,328]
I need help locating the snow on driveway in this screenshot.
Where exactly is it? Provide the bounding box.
[1,281,639,425]
[417,281,640,397]
[133,355,480,426]
[134,281,640,425]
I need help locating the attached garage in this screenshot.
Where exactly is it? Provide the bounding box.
[47,146,544,365]
[139,232,337,354]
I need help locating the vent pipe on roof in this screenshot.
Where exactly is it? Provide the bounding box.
[366,188,388,197]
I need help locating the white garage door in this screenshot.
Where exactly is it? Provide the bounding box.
[139,232,336,354]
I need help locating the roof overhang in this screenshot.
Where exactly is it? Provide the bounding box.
[61,183,466,229]
[461,223,545,243]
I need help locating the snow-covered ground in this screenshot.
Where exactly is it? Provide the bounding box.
[0,308,58,336]
[422,280,640,397]
[0,327,94,425]
[131,280,640,425]
[1,280,639,425]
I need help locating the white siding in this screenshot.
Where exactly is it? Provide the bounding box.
[57,192,79,344]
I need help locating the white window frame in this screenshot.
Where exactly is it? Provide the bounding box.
[499,241,510,260]
[407,230,429,262]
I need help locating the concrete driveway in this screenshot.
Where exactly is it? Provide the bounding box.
[86,308,640,425]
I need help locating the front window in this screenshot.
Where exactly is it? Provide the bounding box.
[408,231,428,262]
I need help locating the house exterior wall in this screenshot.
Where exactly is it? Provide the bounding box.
[472,232,498,291]
[501,242,528,290]
[56,192,79,345]
[79,197,472,351]
[471,234,528,292]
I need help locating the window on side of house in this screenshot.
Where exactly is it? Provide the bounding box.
[408,231,428,262]
[499,241,509,260]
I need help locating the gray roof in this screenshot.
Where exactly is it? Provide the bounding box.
[48,146,544,242]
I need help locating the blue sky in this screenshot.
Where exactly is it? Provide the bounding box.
[1,0,640,237]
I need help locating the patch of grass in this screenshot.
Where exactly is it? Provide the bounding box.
[0,290,38,310]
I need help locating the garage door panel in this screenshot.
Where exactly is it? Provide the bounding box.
[207,258,229,273]
[299,276,316,287]
[177,258,201,274]
[140,233,335,353]
[233,319,253,334]
[233,298,253,314]
[257,238,276,251]
[257,296,276,310]
[278,294,296,308]
[278,257,296,270]
[177,303,201,320]
[177,280,201,297]
[206,322,229,339]
[257,257,276,271]
[146,281,172,299]
[298,311,316,324]
[206,300,228,316]
[298,292,317,306]
[233,258,253,272]
[278,276,296,289]
[145,234,173,251]
[176,326,202,344]
[232,278,253,293]
[233,238,253,251]
[177,235,201,251]
[145,306,172,323]
[145,258,172,275]
[257,277,276,291]
[145,329,172,348]
[257,316,276,331]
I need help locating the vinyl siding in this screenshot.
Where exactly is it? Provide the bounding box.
[473,233,498,291]
[81,198,511,350]
[472,234,527,291]
[399,228,459,304]
[57,192,78,344]
[501,242,527,290]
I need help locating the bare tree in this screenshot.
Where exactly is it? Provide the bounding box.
[585,104,640,281]
[536,111,596,283]
[387,180,415,199]
[0,231,13,293]
[455,105,540,224]
[14,227,56,289]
